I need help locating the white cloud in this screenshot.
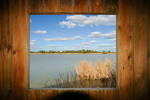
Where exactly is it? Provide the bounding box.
[59,15,116,28]
[49,45,61,47]
[90,40,99,43]
[44,36,85,42]
[109,38,116,42]
[30,40,41,50]
[59,21,76,28]
[88,31,116,39]
[98,44,116,51]
[30,19,32,23]
[34,30,47,34]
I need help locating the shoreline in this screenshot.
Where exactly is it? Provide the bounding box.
[30,53,116,55]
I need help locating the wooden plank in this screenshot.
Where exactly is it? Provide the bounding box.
[28,90,43,100]
[44,0,58,12]
[148,0,150,58]
[74,0,88,13]
[103,0,118,14]
[59,0,73,12]
[12,0,28,100]
[149,57,150,99]
[57,90,89,100]
[43,90,57,100]
[104,90,118,100]
[28,0,43,13]
[89,0,103,13]
[0,1,2,100]
[134,0,148,99]
[0,0,12,100]
[88,90,103,100]
[119,0,133,100]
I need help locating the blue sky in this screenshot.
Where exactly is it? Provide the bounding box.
[30,15,116,52]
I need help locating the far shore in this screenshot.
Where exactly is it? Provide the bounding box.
[30,52,116,55]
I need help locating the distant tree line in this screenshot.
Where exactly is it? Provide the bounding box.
[30,49,115,54]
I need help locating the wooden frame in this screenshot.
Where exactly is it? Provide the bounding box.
[0,0,149,100]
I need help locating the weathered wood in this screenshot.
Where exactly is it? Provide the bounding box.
[44,0,58,12]
[74,0,88,13]
[28,90,43,100]
[12,0,27,100]
[104,90,118,100]
[103,0,118,14]
[119,0,133,100]
[43,90,57,100]
[59,0,73,12]
[88,90,103,100]
[28,0,43,13]
[134,0,148,99]
[89,0,103,13]
[0,0,12,100]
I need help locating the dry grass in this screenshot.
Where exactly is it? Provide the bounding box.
[44,58,116,88]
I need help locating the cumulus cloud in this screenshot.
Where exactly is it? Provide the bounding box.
[59,15,116,28]
[44,36,85,42]
[30,19,32,23]
[34,30,47,34]
[88,31,116,39]
[59,21,76,28]
[109,38,116,42]
[30,40,41,50]
[49,45,61,47]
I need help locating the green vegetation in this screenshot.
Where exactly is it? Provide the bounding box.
[30,49,115,54]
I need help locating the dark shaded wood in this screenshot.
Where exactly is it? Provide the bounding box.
[148,0,150,58]
[43,90,57,100]
[104,90,118,100]
[134,0,148,100]
[149,57,150,99]
[0,0,12,100]
[12,0,27,100]
[103,0,118,14]
[59,0,73,12]
[74,0,88,13]
[88,90,103,100]
[89,0,103,13]
[44,0,58,12]
[119,0,133,100]
[28,0,43,13]
[28,90,43,100]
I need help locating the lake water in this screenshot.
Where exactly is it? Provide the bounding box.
[30,54,116,88]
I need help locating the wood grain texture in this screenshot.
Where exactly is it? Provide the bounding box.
[44,0,58,12]
[134,0,148,99]
[148,0,150,58]
[88,90,103,100]
[0,0,12,100]
[12,0,27,100]
[74,0,88,13]
[43,90,57,100]
[89,0,103,13]
[28,0,43,13]
[28,90,43,100]
[103,0,118,14]
[104,90,118,100]
[119,0,134,100]
[59,0,73,12]
[0,1,2,100]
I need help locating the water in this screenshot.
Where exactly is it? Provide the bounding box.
[30,54,116,88]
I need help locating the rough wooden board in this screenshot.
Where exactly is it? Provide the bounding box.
[74,0,88,13]
[119,0,134,100]
[12,0,27,100]
[43,90,57,100]
[134,0,148,99]
[0,0,12,100]
[0,1,2,100]
[148,0,150,58]
[28,0,43,13]
[59,0,73,12]
[104,90,118,100]
[57,90,89,100]
[103,0,118,14]
[89,0,103,13]
[88,90,103,100]
[44,0,58,12]
[28,90,43,100]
